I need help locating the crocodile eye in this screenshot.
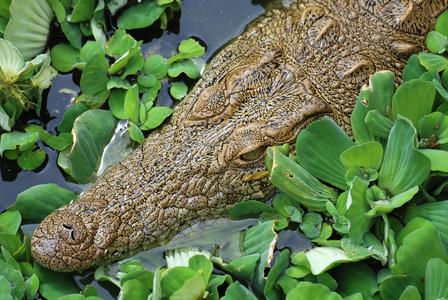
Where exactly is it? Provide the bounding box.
[240,146,266,162]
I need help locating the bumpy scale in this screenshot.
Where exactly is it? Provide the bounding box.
[32,0,447,272]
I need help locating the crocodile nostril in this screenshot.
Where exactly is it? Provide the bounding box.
[71,230,76,241]
[63,224,73,230]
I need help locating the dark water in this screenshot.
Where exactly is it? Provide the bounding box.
[0,0,271,212]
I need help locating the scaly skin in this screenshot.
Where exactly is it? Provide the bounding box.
[31,0,446,272]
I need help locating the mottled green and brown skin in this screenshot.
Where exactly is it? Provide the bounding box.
[31,0,446,272]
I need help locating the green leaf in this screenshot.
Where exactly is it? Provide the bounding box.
[365,186,419,217]
[34,262,79,299]
[144,55,168,79]
[405,201,448,251]
[117,1,172,30]
[80,41,104,62]
[219,254,260,278]
[345,177,374,244]
[108,89,128,119]
[106,29,137,58]
[229,200,276,219]
[426,31,448,54]
[8,184,76,221]
[0,0,11,20]
[300,213,322,239]
[296,116,354,190]
[391,226,448,295]
[141,106,172,130]
[124,84,140,124]
[403,54,428,82]
[0,211,21,235]
[332,262,379,299]
[60,20,82,48]
[266,147,339,212]
[17,149,46,170]
[50,44,80,72]
[57,103,90,133]
[167,38,205,64]
[340,141,383,170]
[0,131,39,156]
[118,278,150,300]
[67,109,115,182]
[189,255,213,285]
[221,281,258,300]
[0,263,25,300]
[425,258,448,300]
[137,74,158,88]
[378,118,431,196]
[418,52,448,72]
[207,274,233,300]
[399,285,422,300]
[286,282,343,300]
[80,53,109,96]
[160,266,197,298]
[364,109,394,139]
[264,249,290,300]
[4,0,54,60]
[391,79,436,127]
[168,60,201,79]
[108,42,143,75]
[419,149,448,172]
[128,121,144,143]
[25,274,39,300]
[351,71,395,144]
[170,82,188,99]
[107,77,131,90]
[435,11,448,37]
[68,0,95,22]
[380,274,416,300]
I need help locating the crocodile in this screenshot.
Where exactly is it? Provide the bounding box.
[31,0,447,272]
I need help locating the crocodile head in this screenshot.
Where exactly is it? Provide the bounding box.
[31,0,446,272]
